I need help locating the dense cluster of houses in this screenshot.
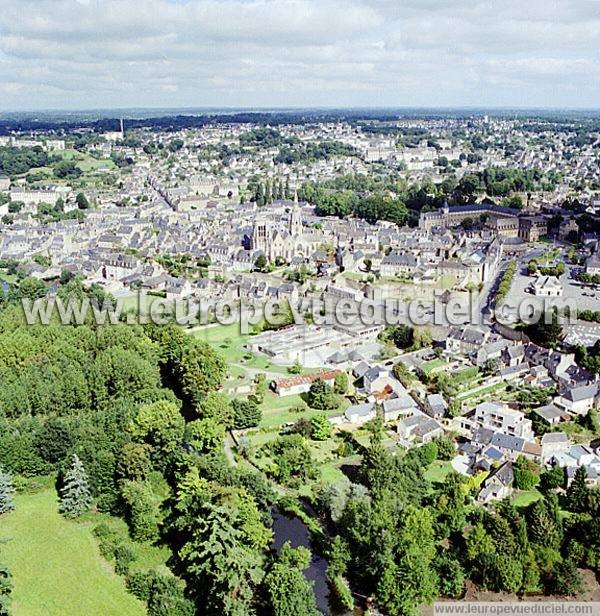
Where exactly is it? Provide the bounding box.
[1,118,599,507]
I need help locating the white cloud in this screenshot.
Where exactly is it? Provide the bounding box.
[0,0,597,109]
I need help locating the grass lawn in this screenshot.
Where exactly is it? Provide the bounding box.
[119,293,164,313]
[512,489,543,508]
[0,272,18,284]
[192,324,325,381]
[259,391,349,429]
[56,149,116,172]
[456,381,508,401]
[422,358,447,375]
[192,324,285,372]
[0,489,145,616]
[439,274,458,289]
[319,463,348,484]
[560,421,599,444]
[425,460,453,483]
[451,366,480,386]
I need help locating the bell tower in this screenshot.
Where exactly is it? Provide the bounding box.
[289,190,302,237]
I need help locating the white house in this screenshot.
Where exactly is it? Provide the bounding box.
[541,432,570,464]
[477,462,514,505]
[474,402,535,441]
[531,275,562,297]
[555,383,598,415]
[272,369,341,397]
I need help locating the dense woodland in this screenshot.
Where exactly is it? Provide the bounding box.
[0,277,598,616]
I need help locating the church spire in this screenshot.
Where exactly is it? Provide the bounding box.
[289,198,302,236]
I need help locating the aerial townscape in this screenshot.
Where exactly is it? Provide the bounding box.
[3,0,600,614]
[0,108,599,616]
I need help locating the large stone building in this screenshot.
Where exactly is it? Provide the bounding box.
[419,203,547,241]
[419,203,520,231]
[251,197,323,262]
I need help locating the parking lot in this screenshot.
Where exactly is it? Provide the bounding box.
[504,255,600,320]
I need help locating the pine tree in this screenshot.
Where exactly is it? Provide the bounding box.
[0,467,15,515]
[60,455,92,518]
[567,466,589,513]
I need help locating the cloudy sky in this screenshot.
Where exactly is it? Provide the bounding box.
[0,0,598,111]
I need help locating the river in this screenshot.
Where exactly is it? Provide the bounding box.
[271,509,332,614]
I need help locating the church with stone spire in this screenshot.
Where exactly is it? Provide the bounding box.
[250,193,324,263]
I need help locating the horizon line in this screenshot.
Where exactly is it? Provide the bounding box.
[1,104,600,115]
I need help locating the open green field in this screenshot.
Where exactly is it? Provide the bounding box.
[119,292,164,313]
[193,323,285,373]
[192,323,320,379]
[0,489,145,616]
[259,390,350,429]
[56,149,116,172]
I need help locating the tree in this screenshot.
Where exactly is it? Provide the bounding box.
[435,553,465,598]
[120,480,160,542]
[333,372,348,395]
[524,310,563,348]
[581,408,600,432]
[513,455,539,490]
[567,466,589,512]
[60,454,92,518]
[232,398,262,429]
[53,160,81,179]
[115,442,152,482]
[197,391,233,426]
[254,254,268,272]
[75,192,90,209]
[307,378,339,410]
[310,412,332,441]
[548,560,583,596]
[287,361,302,375]
[382,324,414,349]
[461,216,474,230]
[127,570,194,616]
[539,465,564,492]
[35,417,74,464]
[483,357,501,375]
[7,201,23,214]
[0,467,15,514]
[490,555,523,593]
[18,277,47,301]
[375,506,439,615]
[186,417,225,454]
[465,523,496,564]
[528,495,563,549]
[130,399,185,467]
[253,373,267,404]
[264,434,314,484]
[412,328,432,350]
[264,543,319,616]
[172,501,264,615]
[432,436,455,461]
[176,340,227,407]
